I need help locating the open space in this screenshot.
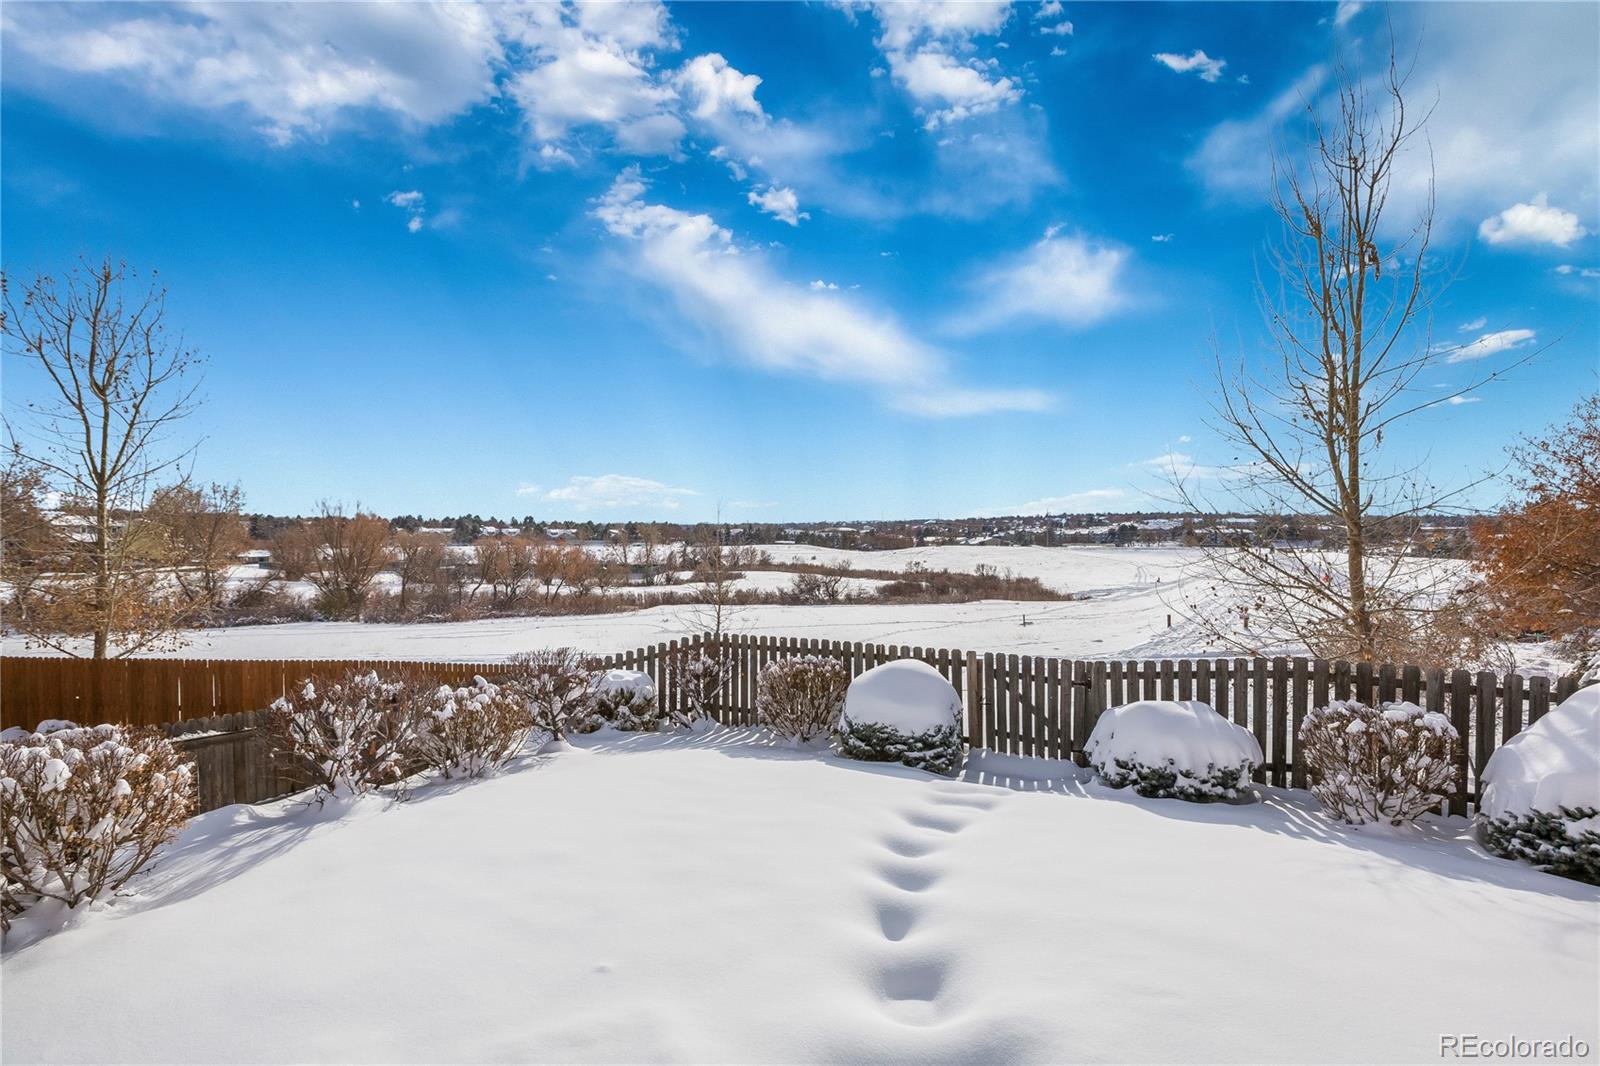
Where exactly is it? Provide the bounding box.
[5,730,1596,1064]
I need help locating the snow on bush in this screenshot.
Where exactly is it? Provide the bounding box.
[1085,700,1261,802]
[664,642,733,728]
[265,671,424,799]
[836,659,964,776]
[582,670,660,733]
[506,648,603,741]
[1,724,194,932]
[756,656,848,743]
[1478,685,1600,884]
[413,677,534,779]
[1299,699,1458,826]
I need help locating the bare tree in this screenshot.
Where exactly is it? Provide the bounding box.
[304,503,390,617]
[388,529,447,616]
[146,481,247,615]
[1179,52,1522,665]
[2,259,205,657]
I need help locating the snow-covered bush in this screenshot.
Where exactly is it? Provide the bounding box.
[757,656,848,742]
[1477,685,1599,884]
[836,660,964,776]
[1085,700,1261,802]
[412,677,534,779]
[1299,699,1458,826]
[264,670,425,799]
[664,642,733,728]
[1,725,195,932]
[580,670,660,733]
[506,648,603,741]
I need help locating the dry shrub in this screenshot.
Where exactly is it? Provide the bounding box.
[1299,700,1459,825]
[665,643,734,728]
[1,725,195,932]
[265,670,426,799]
[505,649,602,741]
[413,677,534,778]
[757,656,848,742]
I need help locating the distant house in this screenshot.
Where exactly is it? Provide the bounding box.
[237,548,272,567]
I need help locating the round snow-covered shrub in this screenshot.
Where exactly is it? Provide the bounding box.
[413,677,534,779]
[836,660,964,776]
[505,649,604,741]
[1085,700,1261,802]
[581,670,661,733]
[1477,685,1599,884]
[757,656,848,742]
[1299,699,1459,826]
[265,670,424,799]
[1,725,195,932]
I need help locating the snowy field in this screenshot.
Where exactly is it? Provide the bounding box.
[2,547,1227,662]
[3,730,1595,1064]
[6,545,1568,673]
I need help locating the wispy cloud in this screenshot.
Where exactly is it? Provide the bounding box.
[1440,329,1537,364]
[946,227,1131,334]
[593,168,1049,417]
[541,474,699,512]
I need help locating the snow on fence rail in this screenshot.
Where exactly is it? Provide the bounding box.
[1,640,1582,816]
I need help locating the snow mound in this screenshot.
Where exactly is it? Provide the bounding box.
[842,659,961,732]
[1480,685,1600,822]
[1085,700,1263,801]
[595,669,655,699]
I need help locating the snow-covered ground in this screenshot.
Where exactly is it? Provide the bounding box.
[7,545,1568,673]
[3,731,1594,1063]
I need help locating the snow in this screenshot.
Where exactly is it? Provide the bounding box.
[1084,700,1262,781]
[1480,685,1600,822]
[2,730,1594,1063]
[5,546,1568,673]
[594,668,654,698]
[843,660,962,733]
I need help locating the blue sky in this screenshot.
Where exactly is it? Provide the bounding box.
[3,1,1596,522]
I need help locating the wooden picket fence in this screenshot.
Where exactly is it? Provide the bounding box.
[2,639,1585,816]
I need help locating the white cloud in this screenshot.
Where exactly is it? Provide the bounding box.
[542,474,699,512]
[593,168,1047,416]
[1007,488,1128,516]
[0,1,507,144]
[1554,264,1600,279]
[1032,3,1073,37]
[855,1,1022,130]
[1134,450,1239,482]
[886,48,1022,129]
[891,387,1053,418]
[948,228,1130,334]
[674,53,765,122]
[1151,233,1174,243]
[1445,395,1482,406]
[1039,21,1074,37]
[1457,316,1488,332]
[1441,329,1537,364]
[386,189,425,232]
[1050,46,1067,58]
[810,280,840,291]
[514,482,542,497]
[1190,6,1599,239]
[508,36,682,155]
[1153,50,1227,83]
[747,185,810,226]
[1333,1,1366,27]
[1478,194,1590,248]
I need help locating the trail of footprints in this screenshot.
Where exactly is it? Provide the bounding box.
[864,783,1003,1025]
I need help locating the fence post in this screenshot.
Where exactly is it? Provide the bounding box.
[964,651,981,748]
